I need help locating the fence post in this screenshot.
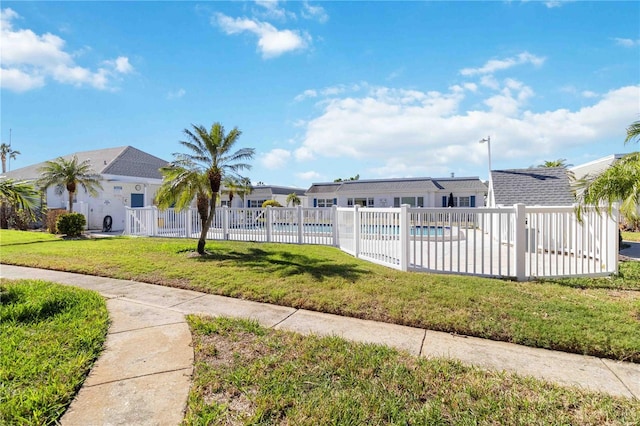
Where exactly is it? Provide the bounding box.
[124,207,130,235]
[332,205,338,246]
[152,207,158,237]
[514,203,526,281]
[297,205,304,244]
[399,204,409,271]
[266,206,272,243]
[354,205,360,258]
[608,202,619,275]
[186,208,192,238]
[222,206,229,240]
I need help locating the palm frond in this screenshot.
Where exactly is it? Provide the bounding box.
[625,120,640,145]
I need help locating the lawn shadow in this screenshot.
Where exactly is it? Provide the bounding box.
[194,247,368,282]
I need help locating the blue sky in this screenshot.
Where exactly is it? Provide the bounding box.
[2,1,639,188]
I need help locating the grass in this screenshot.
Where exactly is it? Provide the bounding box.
[1,230,639,362]
[185,316,640,425]
[622,231,640,242]
[0,279,109,425]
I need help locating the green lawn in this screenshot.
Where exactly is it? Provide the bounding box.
[0,279,109,425]
[622,231,640,242]
[1,230,639,362]
[185,316,640,425]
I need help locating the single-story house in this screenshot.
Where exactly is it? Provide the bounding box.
[569,154,627,181]
[306,177,488,208]
[488,167,574,207]
[4,146,168,231]
[570,153,640,224]
[223,185,307,208]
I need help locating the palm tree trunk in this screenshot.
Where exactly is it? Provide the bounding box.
[197,196,217,255]
[68,191,74,213]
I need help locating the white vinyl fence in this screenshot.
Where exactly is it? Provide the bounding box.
[125,204,618,281]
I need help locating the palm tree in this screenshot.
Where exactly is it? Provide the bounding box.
[286,192,301,207]
[37,156,102,213]
[1,143,20,173]
[574,120,640,227]
[538,159,572,168]
[0,178,39,217]
[236,177,253,207]
[156,123,255,254]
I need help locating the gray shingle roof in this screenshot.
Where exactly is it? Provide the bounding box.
[432,178,488,191]
[491,168,574,206]
[3,146,168,181]
[307,177,485,194]
[306,183,341,194]
[336,178,439,193]
[249,186,306,196]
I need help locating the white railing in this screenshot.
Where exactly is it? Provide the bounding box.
[125,206,335,246]
[125,203,618,281]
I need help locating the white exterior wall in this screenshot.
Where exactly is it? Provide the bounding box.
[311,190,485,208]
[45,179,162,231]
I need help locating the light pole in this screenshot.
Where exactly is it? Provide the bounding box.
[479,136,491,175]
[479,136,492,206]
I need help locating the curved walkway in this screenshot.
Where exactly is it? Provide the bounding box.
[1,265,639,425]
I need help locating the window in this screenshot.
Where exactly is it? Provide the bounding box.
[249,199,268,208]
[316,198,334,207]
[394,196,423,207]
[348,197,373,207]
[458,196,470,207]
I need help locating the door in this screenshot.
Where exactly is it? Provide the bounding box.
[131,193,144,208]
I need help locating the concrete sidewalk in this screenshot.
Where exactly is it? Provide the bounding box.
[1,265,639,424]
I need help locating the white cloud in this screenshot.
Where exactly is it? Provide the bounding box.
[254,0,294,21]
[214,13,310,58]
[0,67,44,92]
[301,1,328,23]
[294,89,317,102]
[614,37,640,48]
[543,0,575,8]
[296,170,322,180]
[110,56,134,74]
[0,8,133,92]
[581,90,598,99]
[460,52,546,76]
[262,148,292,169]
[167,88,186,99]
[293,82,639,178]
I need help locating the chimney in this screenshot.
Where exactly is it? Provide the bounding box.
[450,172,454,178]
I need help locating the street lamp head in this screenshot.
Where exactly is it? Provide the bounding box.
[479,136,490,144]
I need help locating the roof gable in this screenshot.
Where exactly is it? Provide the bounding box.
[491,168,574,206]
[3,146,168,181]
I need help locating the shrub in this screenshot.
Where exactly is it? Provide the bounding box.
[7,209,35,231]
[56,213,86,237]
[46,209,67,234]
[262,199,283,208]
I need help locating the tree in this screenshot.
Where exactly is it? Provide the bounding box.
[0,178,38,216]
[286,192,301,207]
[538,159,572,168]
[262,199,282,208]
[37,156,102,213]
[156,123,255,255]
[574,120,640,227]
[221,176,252,207]
[334,174,359,182]
[0,143,20,173]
